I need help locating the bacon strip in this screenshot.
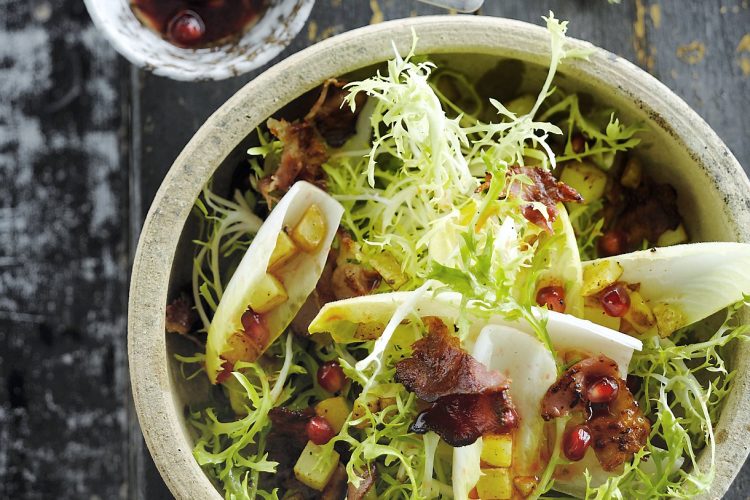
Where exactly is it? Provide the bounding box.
[259,118,328,205]
[396,317,508,402]
[165,295,197,335]
[507,165,582,232]
[306,78,366,148]
[541,355,650,471]
[268,407,315,448]
[396,318,518,447]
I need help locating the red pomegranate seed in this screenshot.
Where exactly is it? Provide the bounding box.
[598,230,627,257]
[468,487,480,499]
[241,308,269,344]
[536,285,566,313]
[599,284,631,317]
[216,358,233,384]
[587,376,620,404]
[167,10,205,47]
[306,416,335,445]
[563,424,592,461]
[317,361,346,393]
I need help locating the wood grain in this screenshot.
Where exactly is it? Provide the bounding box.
[1,0,748,498]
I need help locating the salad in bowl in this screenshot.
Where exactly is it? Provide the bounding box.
[159,15,750,500]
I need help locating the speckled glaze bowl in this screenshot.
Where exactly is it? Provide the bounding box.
[84,0,314,81]
[128,16,750,499]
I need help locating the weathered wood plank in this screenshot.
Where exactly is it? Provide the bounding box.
[0,0,130,498]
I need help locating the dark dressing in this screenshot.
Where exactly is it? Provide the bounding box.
[131,0,267,48]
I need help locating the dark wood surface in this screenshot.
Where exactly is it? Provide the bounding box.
[1,0,749,498]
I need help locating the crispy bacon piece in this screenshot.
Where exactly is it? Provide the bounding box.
[347,466,376,500]
[507,165,583,232]
[396,317,508,401]
[165,295,197,335]
[269,407,316,449]
[541,355,650,471]
[411,390,518,447]
[331,232,381,300]
[613,182,681,251]
[259,118,328,205]
[306,78,366,148]
[396,318,518,447]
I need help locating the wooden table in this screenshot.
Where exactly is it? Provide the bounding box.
[1,0,749,498]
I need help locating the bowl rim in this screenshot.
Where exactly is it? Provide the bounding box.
[83,0,316,81]
[128,15,750,499]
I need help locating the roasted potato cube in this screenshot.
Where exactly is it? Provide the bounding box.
[476,468,513,500]
[481,434,512,468]
[294,441,340,491]
[620,157,642,188]
[355,322,384,341]
[315,397,351,434]
[623,290,656,334]
[584,304,621,331]
[657,224,688,247]
[513,476,538,497]
[351,396,379,429]
[653,303,686,338]
[268,231,298,271]
[582,260,623,296]
[560,161,607,204]
[223,330,262,365]
[291,204,327,252]
[247,273,288,314]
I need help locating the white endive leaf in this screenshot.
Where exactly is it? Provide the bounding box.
[453,325,557,500]
[584,242,750,331]
[533,204,584,317]
[206,181,343,383]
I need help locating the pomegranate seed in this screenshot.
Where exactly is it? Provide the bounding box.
[571,133,586,154]
[306,416,335,445]
[599,284,631,317]
[536,285,566,313]
[167,10,205,47]
[598,230,627,257]
[563,424,592,461]
[468,487,480,499]
[587,376,620,404]
[216,358,233,384]
[241,308,269,344]
[317,361,346,393]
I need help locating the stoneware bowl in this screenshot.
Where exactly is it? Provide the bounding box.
[84,0,314,81]
[128,16,750,499]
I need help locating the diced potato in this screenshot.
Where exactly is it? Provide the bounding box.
[620,157,642,189]
[584,305,621,331]
[657,224,688,247]
[294,441,340,491]
[247,273,288,314]
[582,260,624,296]
[560,161,608,204]
[315,397,351,433]
[476,468,513,500]
[291,204,327,252]
[268,231,298,271]
[351,397,379,428]
[223,330,262,365]
[350,383,401,428]
[504,94,536,117]
[355,322,384,341]
[623,290,656,334]
[481,434,512,468]
[369,252,407,290]
[653,303,686,338]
